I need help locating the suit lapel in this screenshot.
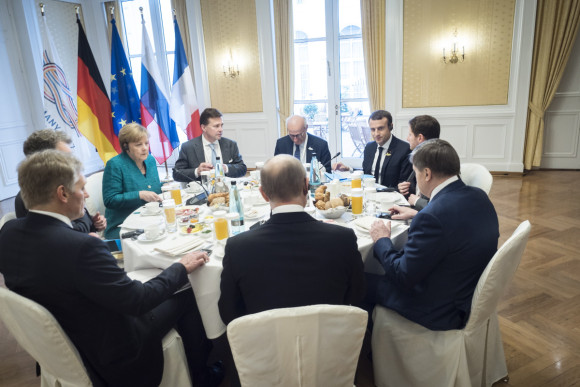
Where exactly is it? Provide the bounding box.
[192,137,205,164]
[380,136,396,178]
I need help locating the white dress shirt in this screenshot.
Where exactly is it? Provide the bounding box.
[271,204,305,215]
[430,175,459,200]
[195,136,228,177]
[372,135,393,184]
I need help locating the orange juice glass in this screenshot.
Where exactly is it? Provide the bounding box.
[170,185,182,206]
[351,177,362,189]
[351,188,363,216]
[214,218,229,240]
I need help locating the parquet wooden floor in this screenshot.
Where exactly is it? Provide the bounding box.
[1,170,579,386]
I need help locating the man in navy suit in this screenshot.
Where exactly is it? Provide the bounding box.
[369,139,499,330]
[334,110,412,188]
[173,108,247,182]
[274,115,332,172]
[0,150,223,386]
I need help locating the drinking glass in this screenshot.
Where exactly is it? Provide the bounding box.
[163,199,177,232]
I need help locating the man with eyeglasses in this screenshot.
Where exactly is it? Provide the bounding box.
[274,115,332,172]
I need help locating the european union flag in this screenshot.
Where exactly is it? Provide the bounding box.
[110,18,140,135]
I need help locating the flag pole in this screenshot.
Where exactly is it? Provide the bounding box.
[39,3,44,16]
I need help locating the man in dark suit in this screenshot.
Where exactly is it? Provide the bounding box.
[333,110,411,189]
[218,154,365,325]
[397,115,441,211]
[369,140,499,330]
[173,108,247,182]
[0,150,223,387]
[14,129,106,235]
[274,115,332,172]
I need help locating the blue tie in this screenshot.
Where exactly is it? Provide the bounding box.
[209,143,217,166]
[293,144,300,160]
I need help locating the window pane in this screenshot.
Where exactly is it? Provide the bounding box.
[166,53,175,83]
[121,0,154,55]
[159,0,174,54]
[130,57,142,92]
[339,0,362,36]
[294,41,327,101]
[339,37,367,99]
[339,102,370,157]
[293,0,326,40]
[295,102,329,141]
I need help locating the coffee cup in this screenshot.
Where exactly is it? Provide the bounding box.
[378,193,399,213]
[363,177,376,188]
[144,225,162,240]
[144,202,160,215]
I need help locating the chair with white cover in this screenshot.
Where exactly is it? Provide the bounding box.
[84,171,105,217]
[227,304,368,387]
[460,163,493,195]
[0,211,16,230]
[0,286,191,387]
[372,220,531,387]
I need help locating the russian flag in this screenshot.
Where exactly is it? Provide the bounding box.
[169,16,201,140]
[140,19,179,164]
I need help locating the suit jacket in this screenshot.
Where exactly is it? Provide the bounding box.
[362,135,412,188]
[405,171,429,211]
[274,134,332,172]
[218,211,365,325]
[373,180,499,330]
[0,213,189,386]
[173,136,247,182]
[15,191,96,233]
[103,152,162,239]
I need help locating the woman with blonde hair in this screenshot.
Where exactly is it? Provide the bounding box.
[103,123,161,238]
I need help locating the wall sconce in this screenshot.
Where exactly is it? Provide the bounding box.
[223,49,240,79]
[443,28,465,64]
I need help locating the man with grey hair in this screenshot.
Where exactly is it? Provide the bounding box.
[218,154,365,325]
[15,129,106,235]
[0,150,223,387]
[368,139,499,331]
[274,115,332,172]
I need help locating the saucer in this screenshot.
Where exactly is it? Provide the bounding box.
[140,208,162,217]
[137,232,167,242]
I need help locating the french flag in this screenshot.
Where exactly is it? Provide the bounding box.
[169,17,201,140]
[140,19,180,164]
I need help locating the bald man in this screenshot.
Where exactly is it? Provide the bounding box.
[218,154,365,325]
[274,115,332,172]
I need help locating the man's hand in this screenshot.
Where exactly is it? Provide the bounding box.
[370,219,391,243]
[332,162,351,172]
[398,181,410,195]
[139,191,161,202]
[92,211,106,231]
[179,251,209,274]
[197,162,214,174]
[389,205,418,220]
[408,194,420,206]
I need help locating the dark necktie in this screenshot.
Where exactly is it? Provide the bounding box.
[374,146,384,182]
[294,144,300,160]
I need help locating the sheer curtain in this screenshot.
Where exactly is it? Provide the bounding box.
[273,0,294,137]
[360,0,385,112]
[524,0,580,169]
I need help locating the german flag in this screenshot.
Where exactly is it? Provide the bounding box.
[77,18,120,163]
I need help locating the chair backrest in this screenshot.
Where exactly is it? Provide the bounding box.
[460,163,493,194]
[466,220,531,331]
[0,287,92,386]
[84,171,105,216]
[360,125,372,144]
[227,304,368,387]
[0,211,16,230]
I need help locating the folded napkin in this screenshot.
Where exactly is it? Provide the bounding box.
[353,216,407,235]
[119,215,163,230]
[154,236,205,256]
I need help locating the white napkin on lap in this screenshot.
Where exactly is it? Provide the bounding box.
[154,237,205,256]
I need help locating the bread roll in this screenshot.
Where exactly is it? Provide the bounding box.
[315,200,326,210]
[315,185,327,194]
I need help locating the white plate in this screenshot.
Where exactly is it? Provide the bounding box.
[140,208,163,217]
[137,232,167,242]
[244,210,264,220]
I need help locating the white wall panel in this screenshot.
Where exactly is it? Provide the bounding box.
[440,124,469,159]
[472,124,507,159]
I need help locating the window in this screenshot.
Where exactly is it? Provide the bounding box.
[292,0,370,166]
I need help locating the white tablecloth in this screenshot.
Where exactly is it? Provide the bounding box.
[121,193,409,339]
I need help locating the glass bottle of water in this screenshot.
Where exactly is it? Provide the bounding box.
[309,155,321,193]
[215,156,225,178]
[228,181,244,235]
